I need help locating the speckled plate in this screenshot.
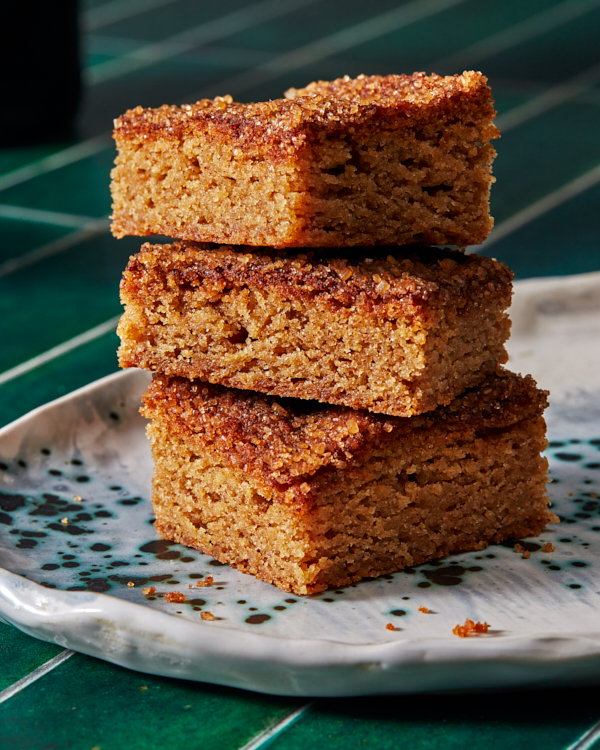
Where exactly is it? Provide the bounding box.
[1,272,600,697]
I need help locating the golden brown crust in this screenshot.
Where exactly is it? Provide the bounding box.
[120,241,513,317]
[111,71,498,247]
[114,72,498,154]
[141,370,548,503]
[120,241,512,417]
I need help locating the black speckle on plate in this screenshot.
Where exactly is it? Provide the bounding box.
[139,540,177,556]
[0,493,26,513]
[16,538,37,549]
[245,614,271,624]
[46,522,87,536]
[90,543,111,552]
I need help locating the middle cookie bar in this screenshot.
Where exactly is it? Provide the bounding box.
[118,242,513,417]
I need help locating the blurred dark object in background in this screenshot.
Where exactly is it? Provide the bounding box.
[0,1,81,146]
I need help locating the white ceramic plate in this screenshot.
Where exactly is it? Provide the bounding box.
[1,273,600,697]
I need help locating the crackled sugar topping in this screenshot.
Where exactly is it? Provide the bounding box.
[113,71,496,145]
[285,71,487,106]
[142,371,548,492]
[124,241,513,315]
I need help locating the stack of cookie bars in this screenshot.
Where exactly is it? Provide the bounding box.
[110,72,554,595]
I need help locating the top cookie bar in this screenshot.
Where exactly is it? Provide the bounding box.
[111,72,499,248]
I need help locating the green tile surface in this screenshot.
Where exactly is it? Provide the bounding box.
[0,148,115,217]
[2,1,600,747]
[483,182,600,280]
[0,332,119,430]
[0,218,72,265]
[95,0,256,42]
[0,145,65,178]
[0,622,64,692]
[0,652,303,750]
[269,690,600,750]
[0,233,137,372]
[491,101,600,224]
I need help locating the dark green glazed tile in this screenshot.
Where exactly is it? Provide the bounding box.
[0,147,115,218]
[481,180,600,281]
[221,0,401,54]
[0,218,73,265]
[85,51,118,68]
[491,90,531,117]
[78,58,242,138]
[269,689,600,750]
[0,330,120,430]
[0,233,138,373]
[301,0,558,75]
[0,621,65,692]
[491,100,600,225]
[0,651,303,750]
[96,0,253,42]
[0,146,65,179]
[479,5,600,84]
[82,0,107,11]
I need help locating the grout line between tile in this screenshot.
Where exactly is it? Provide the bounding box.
[237,702,315,750]
[496,60,600,132]
[565,719,600,750]
[430,0,600,72]
[84,0,182,32]
[0,651,75,706]
[0,222,110,280]
[0,316,121,388]
[0,134,112,194]
[487,75,600,109]
[87,0,323,85]
[189,0,469,101]
[86,34,275,69]
[2,1,595,195]
[472,161,600,251]
[0,203,104,229]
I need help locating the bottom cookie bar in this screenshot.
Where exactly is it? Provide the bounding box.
[141,370,555,595]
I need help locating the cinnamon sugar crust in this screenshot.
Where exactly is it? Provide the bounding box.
[118,241,512,417]
[141,371,554,594]
[111,71,499,248]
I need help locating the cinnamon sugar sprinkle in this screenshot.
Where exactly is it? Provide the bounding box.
[453,619,489,637]
[514,543,531,559]
[165,591,187,603]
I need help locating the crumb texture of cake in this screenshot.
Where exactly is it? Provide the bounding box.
[118,241,512,417]
[110,72,499,248]
[140,370,554,595]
